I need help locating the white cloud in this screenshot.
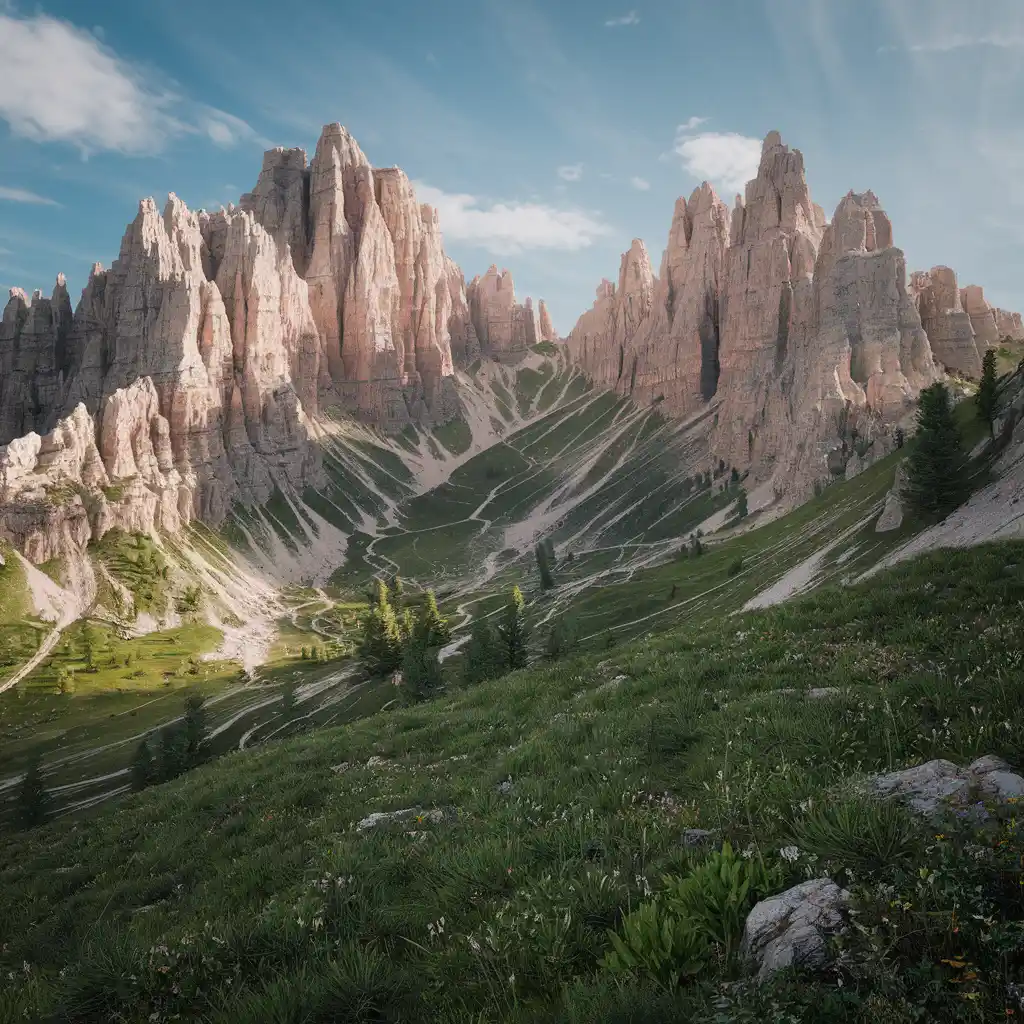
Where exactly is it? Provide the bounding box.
[673,123,762,196]
[880,33,1024,54]
[557,163,583,182]
[0,186,60,206]
[605,11,640,27]
[0,12,262,155]
[629,176,650,191]
[414,182,613,255]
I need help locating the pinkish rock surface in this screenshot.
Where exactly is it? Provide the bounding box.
[467,266,539,362]
[909,266,982,377]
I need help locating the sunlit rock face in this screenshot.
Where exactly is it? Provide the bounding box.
[566,131,956,499]
[0,121,554,559]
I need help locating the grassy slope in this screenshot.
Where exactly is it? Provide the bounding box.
[3,542,1024,1021]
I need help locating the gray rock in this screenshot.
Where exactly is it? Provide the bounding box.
[807,687,843,700]
[742,877,849,981]
[979,770,1024,802]
[870,759,970,816]
[967,754,1011,778]
[356,807,445,832]
[495,778,514,796]
[681,828,717,848]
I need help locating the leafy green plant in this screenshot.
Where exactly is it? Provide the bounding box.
[601,900,706,990]
[788,796,919,874]
[664,842,782,964]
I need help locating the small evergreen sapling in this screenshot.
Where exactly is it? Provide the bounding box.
[463,617,504,685]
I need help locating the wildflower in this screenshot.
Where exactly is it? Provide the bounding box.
[780,845,801,863]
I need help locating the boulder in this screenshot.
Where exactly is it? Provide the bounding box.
[870,759,971,816]
[741,877,849,981]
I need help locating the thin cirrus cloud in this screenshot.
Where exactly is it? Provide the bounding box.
[414,182,613,256]
[557,163,583,182]
[0,186,61,206]
[604,11,640,27]
[879,33,1024,53]
[673,119,761,196]
[629,176,651,191]
[0,11,266,155]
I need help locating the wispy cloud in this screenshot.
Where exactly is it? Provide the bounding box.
[0,11,264,156]
[880,33,1024,54]
[414,182,613,255]
[0,186,60,206]
[673,120,761,195]
[557,163,583,182]
[605,11,640,27]
[629,176,651,191]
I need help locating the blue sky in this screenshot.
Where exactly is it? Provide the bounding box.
[2,0,1024,334]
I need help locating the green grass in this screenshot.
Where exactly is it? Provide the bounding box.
[0,543,28,622]
[3,543,1024,1021]
[432,418,473,456]
[91,530,171,618]
[531,341,559,357]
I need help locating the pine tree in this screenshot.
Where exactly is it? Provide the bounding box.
[462,618,504,685]
[401,639,443,701]
[17,756,48,829]
[535,543,554,590]
[83,625,98,673]
[392,575,405,610]
[358,580,403,676]
[976,348,999,439]
[906,382,970,520]
[733,489,748,520]
[415,590,451,647]
[498,586,530,671]
[131,739,155,792]
[158,726,188,782]
[183,694,206,757]
[543,538,556,565]
[57,666,73,695]
[281,681,297,718]
[543,618,577,662]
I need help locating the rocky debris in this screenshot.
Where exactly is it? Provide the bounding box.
[356,807,446,832]
[565,132,945,502]
[467,266,538,362]
[909,266,983,377]
[495,777,514,796]
[868,754,1024,817]
[741,877,849,981]
[807,687,843,699]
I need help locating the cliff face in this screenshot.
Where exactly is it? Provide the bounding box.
[467,266,540,362]
[909,267,983,378]
[567,131,954,497]
[0,121,557,561]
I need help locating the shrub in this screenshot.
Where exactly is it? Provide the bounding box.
[788,796,919,874]
[727,557,744,577]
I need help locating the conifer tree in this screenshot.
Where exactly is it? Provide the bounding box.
[535,543,554,590]
[543,618,577,661]
[415,590,451,647]
[463,617,504,685]
[358,579,403,675]
[281,681,297,718]
[733,489,748,521]
[976,348,999,439]
[158,725,188,782]
[906,382,970,520]
[401,638,444,701]
[392,575,405,610]
[498,586,530,670]
[183,694,206,757]
[131,738,155,792]
[17,755,48,829]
